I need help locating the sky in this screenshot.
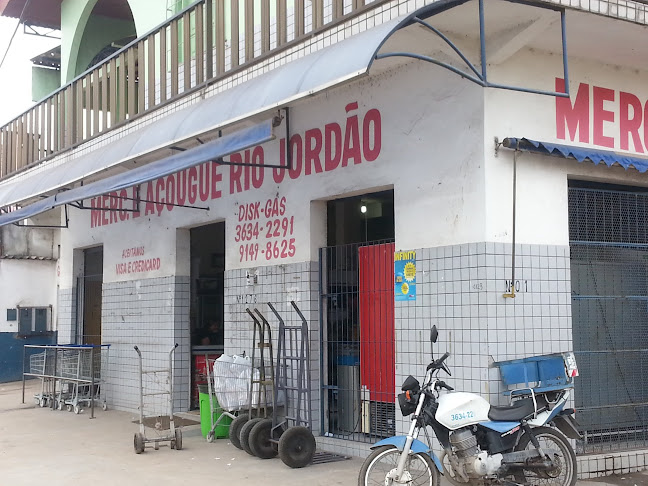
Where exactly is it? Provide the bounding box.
[0,16,60,126]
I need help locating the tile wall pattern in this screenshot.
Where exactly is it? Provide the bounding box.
[223,261,321,434]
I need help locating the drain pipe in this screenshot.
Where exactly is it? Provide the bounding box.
[503,148,518,299]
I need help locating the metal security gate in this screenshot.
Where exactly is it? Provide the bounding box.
[569,184,648,452]
[319,240,395,443]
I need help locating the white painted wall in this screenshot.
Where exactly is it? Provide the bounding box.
[1,225,56,258]
[485,49,648,247]
[0,260,57,333]
[58,58,485,284]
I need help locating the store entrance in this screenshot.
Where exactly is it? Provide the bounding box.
[320,189,395,442]
[79,246,103,345]
[190,222,225,409]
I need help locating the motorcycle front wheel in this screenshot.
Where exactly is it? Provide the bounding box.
[358,445,440,486]
[513,426,577,486]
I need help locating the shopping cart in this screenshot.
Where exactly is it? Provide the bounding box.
[204,355,271,441]
[29,348,56,407]
[133,344,182,454]
[58,345,110,414]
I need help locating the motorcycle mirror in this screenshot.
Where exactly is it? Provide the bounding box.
[430,325,438,344]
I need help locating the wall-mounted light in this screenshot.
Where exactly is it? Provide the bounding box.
[360,205,367,214]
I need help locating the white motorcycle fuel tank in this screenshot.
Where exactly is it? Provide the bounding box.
[436,392,491,430]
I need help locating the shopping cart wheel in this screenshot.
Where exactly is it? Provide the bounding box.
[240,417,264,456]
[278,427,316,469]
[249,418,278,459]
[206,430,215,443]
[39,397,47,408]
[174,428,183,451]
[229,414,250,450]
[74,405,81,414]
[67,405,73,412]
[57,400,64,411]
[102,402,108,411]
[134,433,145,454]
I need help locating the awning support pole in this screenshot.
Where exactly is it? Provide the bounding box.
[71,195,209,212]
[284,107,292,172]
[503,149,518,298]
[12,204,69,229]
[479,0,487,82]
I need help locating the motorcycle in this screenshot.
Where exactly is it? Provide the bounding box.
[358,326,580,486]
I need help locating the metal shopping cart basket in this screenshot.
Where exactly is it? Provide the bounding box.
[29,348,56,407]
[205,354,274,441]
[58,345,110,414]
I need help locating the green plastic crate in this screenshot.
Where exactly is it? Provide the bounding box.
[198,385,232,438]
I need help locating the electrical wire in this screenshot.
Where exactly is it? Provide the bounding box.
[0,0,33,71]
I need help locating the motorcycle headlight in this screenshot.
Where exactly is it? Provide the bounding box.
[398,391,418,416]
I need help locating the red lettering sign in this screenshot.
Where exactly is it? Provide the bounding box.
[90,104,383,229]
[556,78,647,153]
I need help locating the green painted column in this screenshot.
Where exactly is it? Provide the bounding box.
[60,0,169,84]
[61,0,97,83]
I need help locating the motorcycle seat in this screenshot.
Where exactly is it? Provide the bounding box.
[488,398,537,422]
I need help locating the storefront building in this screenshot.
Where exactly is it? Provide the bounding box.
[2,0,648,478]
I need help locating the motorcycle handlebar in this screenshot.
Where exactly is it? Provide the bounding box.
[427,351,451,371]
[436,381,454,391]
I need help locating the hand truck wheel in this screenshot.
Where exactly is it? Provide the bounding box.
[134,432,145,454]
[249,418,278,459]
[228,414,250,449]
[278,427,316,468]
[174,428,183,451]
[240,417,264,456]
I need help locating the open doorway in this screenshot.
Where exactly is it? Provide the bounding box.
[320,189,395,442]
[79,246,103,345]
[190,222,225,408]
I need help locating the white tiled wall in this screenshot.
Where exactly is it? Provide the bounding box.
[393,242,572,436]
[223,261,321,433]
[100,276,190,414]
[56,287,76,343]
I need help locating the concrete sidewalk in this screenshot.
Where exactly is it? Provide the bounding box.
[0,380,642,486]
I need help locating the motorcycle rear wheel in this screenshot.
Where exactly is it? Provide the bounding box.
[513,426,577,486]
[358,445,440,486]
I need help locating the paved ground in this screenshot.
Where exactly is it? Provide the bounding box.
[0,380,645,486]
[0,380,362,486]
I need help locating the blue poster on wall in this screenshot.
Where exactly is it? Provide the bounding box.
[395,250,416,301]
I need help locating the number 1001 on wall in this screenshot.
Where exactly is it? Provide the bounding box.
[505,280,528,293]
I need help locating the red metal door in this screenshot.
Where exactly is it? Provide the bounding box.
[359,243,395,403]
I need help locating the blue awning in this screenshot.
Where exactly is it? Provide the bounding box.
[502,138,648,173]
[0,121,274,227]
